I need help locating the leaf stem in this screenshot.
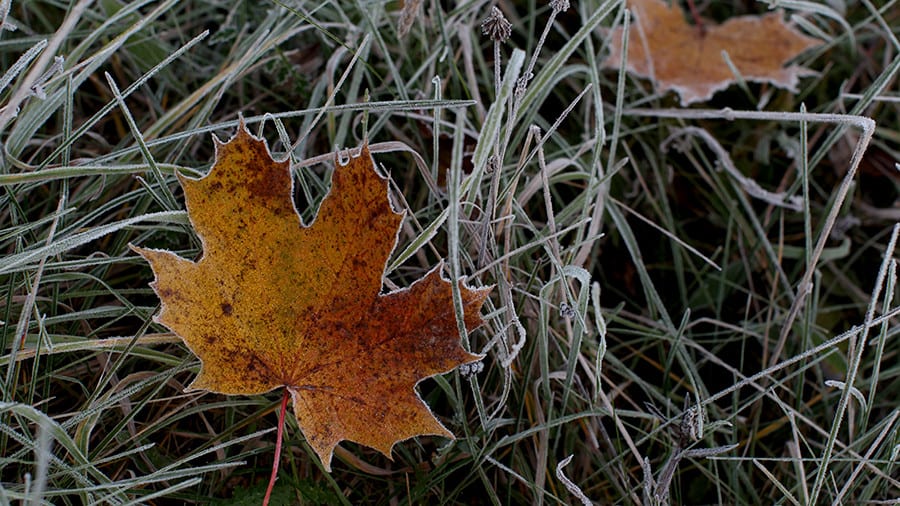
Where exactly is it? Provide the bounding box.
[263,388,289,506]
[685,0,706,37]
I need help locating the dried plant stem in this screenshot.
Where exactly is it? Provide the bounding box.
[493,41,501,98]
[685,0,706,36]
[263,388,290,506]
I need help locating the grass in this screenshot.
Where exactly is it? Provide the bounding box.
[1,0,898,504]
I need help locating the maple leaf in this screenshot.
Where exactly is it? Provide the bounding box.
[604,0,820,105]
[130,123,489,471]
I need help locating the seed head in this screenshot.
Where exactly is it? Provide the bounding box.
[550,0,570,13]
[482,6,512,43]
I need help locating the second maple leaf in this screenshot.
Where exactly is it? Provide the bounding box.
[605,0,820,105]
[132,123,488,471]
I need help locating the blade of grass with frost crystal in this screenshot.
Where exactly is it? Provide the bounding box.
[467,48,524,199]
[0,164,193,186]
[0,402,116,503]
[518,0,620,120]
[105,73,179,211]
[83,363,192,458]
[34,29,208,170]
[810,225,900,503]
[90,100,475,164]
[5,0,183,155]
[0,211,186,276]
[0,335,182,369]
[605,200,674,330]
[448,109,489,433]
[556,266,591,419]
[0,39,47,96]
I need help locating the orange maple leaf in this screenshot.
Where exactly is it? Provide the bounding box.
[604,0,820,105]
[130,124,488,471]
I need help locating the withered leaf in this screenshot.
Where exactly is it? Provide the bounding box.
[604,0,820,105]
[131,123,488,471]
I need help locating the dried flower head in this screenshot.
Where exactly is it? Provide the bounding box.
[482,6,512,43]
[459,361,484,379]
[559,302,577,318]
[550,0,570,13]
